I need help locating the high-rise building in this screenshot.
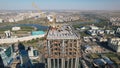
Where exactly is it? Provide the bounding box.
[44,25,81,68]
[18,43,33,68]
[0,45,14,67]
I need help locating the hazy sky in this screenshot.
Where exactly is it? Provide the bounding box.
[0,0,120,10]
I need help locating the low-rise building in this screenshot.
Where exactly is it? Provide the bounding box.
[31,31,45,36]
[105,30,115,35]
[9,18,15,22]
[0,19,4,23]
[28,47,39,60]
[83,45,92,53]
[90,26,99,30]
[93,59,106,67]
[83,36,91,42]
[116,28,120,37]
[80,26,86,30]
[12,26,21,31]
[108,38,120,52]
[87,30,96,36]
[116,28,120,33]
[97,36,107,42]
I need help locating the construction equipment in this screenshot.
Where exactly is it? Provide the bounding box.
[32,2,56,27]
[32,2,46,17]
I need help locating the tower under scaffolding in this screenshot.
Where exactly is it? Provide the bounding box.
[44,25,81,68]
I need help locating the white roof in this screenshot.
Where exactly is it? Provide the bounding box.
[47,25,79,39]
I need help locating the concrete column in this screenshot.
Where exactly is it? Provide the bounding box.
[67,58,69,68]
[45,63,47,68]
[75,40,80,68]
[75,58,79,68]
[71,58,73,68]
[62,58,65,68]
[57,59,59,68]
[20,55,23,66]
[53,59,55,68]
[62,40,65,68]
[47,58,51,68]
[76,40,79,56]
[47,40,51,57]
[62,40,65,56]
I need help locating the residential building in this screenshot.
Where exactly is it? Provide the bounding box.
[108,38,120,52]
[97,37,107,42]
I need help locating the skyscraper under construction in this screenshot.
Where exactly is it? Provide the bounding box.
[44,25,81,68]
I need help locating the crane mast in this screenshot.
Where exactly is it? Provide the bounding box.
[32,2,56,28]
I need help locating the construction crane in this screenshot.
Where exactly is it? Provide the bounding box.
[32,2,46,17]
[32,2,56,27]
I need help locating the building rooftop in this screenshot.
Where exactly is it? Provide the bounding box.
[47,25,79,39]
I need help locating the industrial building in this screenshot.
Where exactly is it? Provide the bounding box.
[31,31,45,36]
[44,25,81,68]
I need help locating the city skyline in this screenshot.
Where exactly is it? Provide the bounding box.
[0,0,120,10]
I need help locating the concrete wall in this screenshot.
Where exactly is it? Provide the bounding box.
[0,34,45,44]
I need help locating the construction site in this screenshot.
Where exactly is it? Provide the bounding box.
[43,25,81,68]
[37,2,82,67]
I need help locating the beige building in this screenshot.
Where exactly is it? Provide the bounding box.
[108,38,120,52]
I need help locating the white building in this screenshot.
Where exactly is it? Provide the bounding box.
[12,26,21,31]
[116,28,120,34]
[4,30,11,38]
[108,38,120,52]
[28,47,39,60]
[0,19,4,23]
[87,30,96,36]
[105,30,115,35]
[80,26,86,30]
[90,26,99,30]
